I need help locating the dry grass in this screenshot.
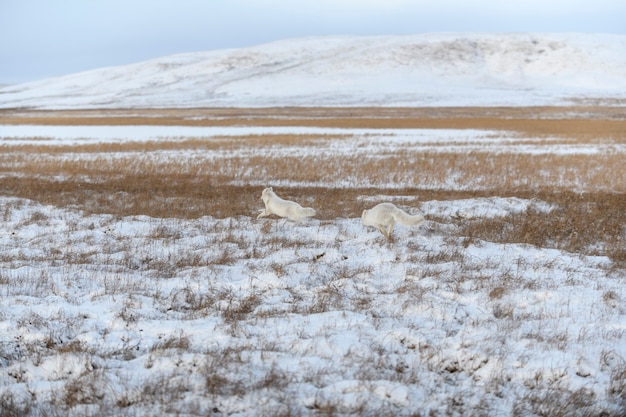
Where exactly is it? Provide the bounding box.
[1,106,624,263]
[458,192,626,260]
[2,106,626,132]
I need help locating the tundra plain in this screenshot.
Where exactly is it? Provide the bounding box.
[0,106,625,416]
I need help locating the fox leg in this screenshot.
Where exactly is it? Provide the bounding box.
[386,223,394,239]
[374,225,386,238]
[374,224,392,240]
[257,208,270,219]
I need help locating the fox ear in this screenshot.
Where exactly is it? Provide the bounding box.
[268,187,273,191]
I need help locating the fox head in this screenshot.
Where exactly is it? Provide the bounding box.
[261,187,274,202]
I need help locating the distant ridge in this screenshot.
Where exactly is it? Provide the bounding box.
[1,33,625,109]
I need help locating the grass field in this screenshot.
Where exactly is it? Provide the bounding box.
[1,107,625,256]
[1,107,625,416]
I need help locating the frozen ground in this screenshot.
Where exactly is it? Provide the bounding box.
[0,124,625,416]
[1,32,625,109]
[2,124,624,194]
[0,194,624,416]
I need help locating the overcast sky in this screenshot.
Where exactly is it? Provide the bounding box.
[1,0,624,84]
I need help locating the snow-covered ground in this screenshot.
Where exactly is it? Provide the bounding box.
[0,123,625,416]
[2,124,624,193]
[1,32,626,109]
[3,124,624,157]
[0,195,624,416]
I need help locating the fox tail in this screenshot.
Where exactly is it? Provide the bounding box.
[394,210,424,226]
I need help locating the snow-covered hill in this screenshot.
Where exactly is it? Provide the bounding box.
[1,33,625,109]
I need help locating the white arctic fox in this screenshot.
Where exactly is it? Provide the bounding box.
[361,202,424,240]
[257,187,316,222]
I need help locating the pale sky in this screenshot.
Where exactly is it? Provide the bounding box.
[1,0,624,84]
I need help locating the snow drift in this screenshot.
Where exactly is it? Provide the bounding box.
[1,33,625,109]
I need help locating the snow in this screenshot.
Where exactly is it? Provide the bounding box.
[3,125,623,158]
[0,123,625,415]
[1,33,625,109]
[0,194,624,415]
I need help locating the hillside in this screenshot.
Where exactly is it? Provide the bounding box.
[1,33,625,109]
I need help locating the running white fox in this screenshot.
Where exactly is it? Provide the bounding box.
[361,202,424,240]
[257,187,316,222]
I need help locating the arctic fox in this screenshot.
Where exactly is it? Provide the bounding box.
[257,187,316,222]
[361,202,424,240]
